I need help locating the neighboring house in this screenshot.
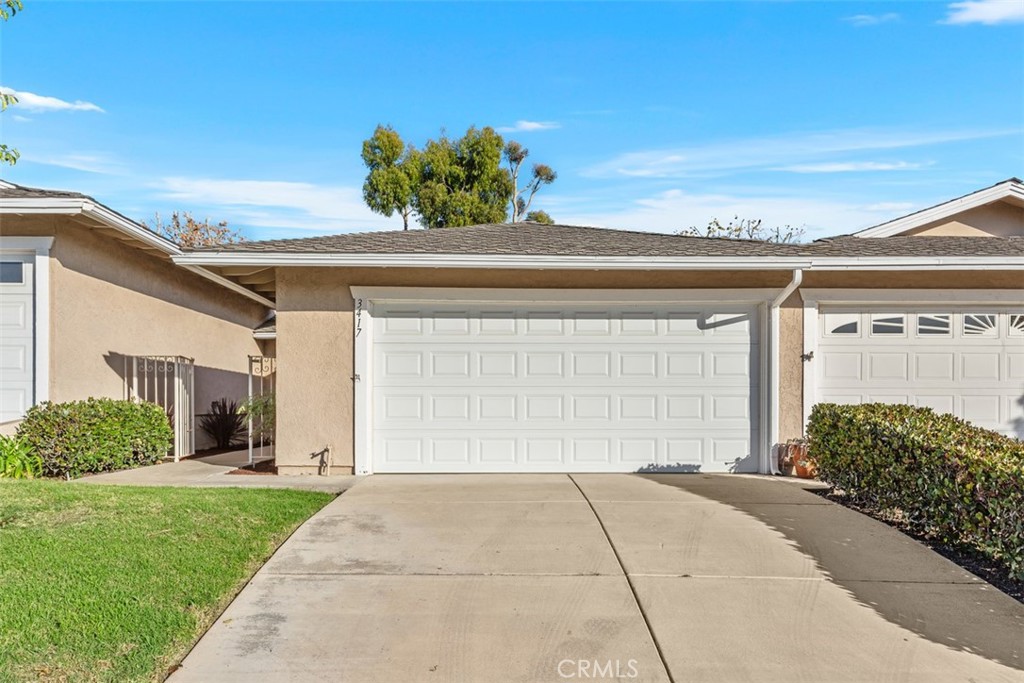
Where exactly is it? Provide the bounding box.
[2,177,1021,474]
[0,181,274,454]
[173,178,1024,475]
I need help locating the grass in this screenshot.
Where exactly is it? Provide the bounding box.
[0,481,334,682]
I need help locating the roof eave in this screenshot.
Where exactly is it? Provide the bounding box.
[173,252,813,270]
[0,196,276,308]
[853,179,1024,238]
[173,252,1024,270]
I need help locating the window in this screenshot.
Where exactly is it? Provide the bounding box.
[871,314,905,335]
[0,262,23,284]
[963,314,997,337]
[1009,314,1024,337]
[823,312,858,335]
[916,314,951,336]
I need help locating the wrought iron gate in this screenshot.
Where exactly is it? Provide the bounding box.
[124,355,195,461]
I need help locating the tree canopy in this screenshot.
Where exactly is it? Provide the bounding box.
[504,140,557,222]
[1,0,23,166]
[361,125,421,230]
[679,217,805,243]
[414,126,514,228]
[145,212,243,248]
[360,125,556,229]
[525,210,555,224]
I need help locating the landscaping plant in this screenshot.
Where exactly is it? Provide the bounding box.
[199,398,246,449]
[807,402,1024,579]
[239,392,275,445]
[17,398,173,478]
[0,435,42,479]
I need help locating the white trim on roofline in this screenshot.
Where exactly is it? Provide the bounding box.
[852,178,1024,238]
[173,252,1024,270]
[0,196,275,307]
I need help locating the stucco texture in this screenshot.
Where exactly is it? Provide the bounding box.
[275,266,1023,474]
[905,202,1024,237]
[2,215,267,448]
[275,267,793,473]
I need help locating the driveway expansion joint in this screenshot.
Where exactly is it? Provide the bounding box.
[569,474,676,683]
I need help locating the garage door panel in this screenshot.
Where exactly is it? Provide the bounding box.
[0,259,34,423]
[374,431,757,473]
[371,302,759,473]
[817,308,1022,435]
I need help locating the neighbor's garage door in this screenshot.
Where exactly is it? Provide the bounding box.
[0,256,34,423]
[817,307,1024,435]
[371,302,759,473]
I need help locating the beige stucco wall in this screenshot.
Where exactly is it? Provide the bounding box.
[275,265,1023,474]
[2,215,268,450]
[275,267,793,473]
[905,201,1024,237]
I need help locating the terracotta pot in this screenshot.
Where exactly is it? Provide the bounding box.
[791,443,816,479]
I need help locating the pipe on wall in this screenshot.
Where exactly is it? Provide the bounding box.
[766,269,803,474]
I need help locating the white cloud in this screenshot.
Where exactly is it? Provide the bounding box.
[943,0,1024,24]
[844,13,901,26]
[583,127,1018,178]
[24,152,124,174]
[775,161,930,173]
[156,177,398,232]
[555,188,923,239]
[496,120,561,133]
[0,86,104,113]
[10,115,31,123]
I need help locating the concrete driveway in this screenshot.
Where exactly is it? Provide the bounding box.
[170,474,1024,683]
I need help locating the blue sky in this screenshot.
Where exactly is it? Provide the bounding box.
[1,0,1022,240]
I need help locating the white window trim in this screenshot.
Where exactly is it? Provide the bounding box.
[800,288,1024,429]
[0,237,54,411]
[350,286,781,476]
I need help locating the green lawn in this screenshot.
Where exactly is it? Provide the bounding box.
[0,481,333,682]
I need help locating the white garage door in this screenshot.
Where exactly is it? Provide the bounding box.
[0,256,34,423]
[817,307,1024,436]
[369,302,759,473]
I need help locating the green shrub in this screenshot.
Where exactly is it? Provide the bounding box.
[199,398,246,449]
[17,398,173,478]
[807,403,1024,579]
[0,434,42,479]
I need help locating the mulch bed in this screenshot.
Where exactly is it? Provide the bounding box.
[227,460,278,476]
[814,488,1023,604]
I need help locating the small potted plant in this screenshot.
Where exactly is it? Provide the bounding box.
[788,437,816,479]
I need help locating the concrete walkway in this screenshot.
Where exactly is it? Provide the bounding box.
[170,474,1024,683]
[75,449,355,493]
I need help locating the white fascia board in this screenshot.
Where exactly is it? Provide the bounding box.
[0,197,275,308]
[0,198,87,214]
[176,252,814,270]
[807,256,1024,270]
[174,252,1024,271]
[350,286,785,304]
[83,202,183,255]
[800,288,1024,305]
[853,180,1024,238]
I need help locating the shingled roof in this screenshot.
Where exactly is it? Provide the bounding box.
[194,222,1023,258]
[0,180,89,199]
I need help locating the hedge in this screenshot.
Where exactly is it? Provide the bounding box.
[807,403,1024,580]
[17,398,173,479]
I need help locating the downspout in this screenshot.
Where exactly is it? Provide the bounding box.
[766,269,803,474]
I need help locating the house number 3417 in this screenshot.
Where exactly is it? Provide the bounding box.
[355,298,363,337]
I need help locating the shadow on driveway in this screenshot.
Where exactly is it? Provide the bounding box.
[639,474,1024,672]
